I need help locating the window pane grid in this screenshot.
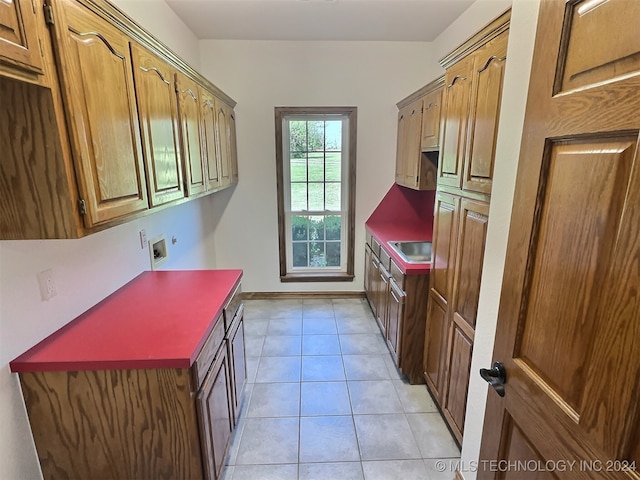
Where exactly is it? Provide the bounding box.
[290,213,342,268]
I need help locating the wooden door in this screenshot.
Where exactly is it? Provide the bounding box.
[421,88,442,151]
[438,57,472,188]
[463,30,508,195]
[201,90,221,191]
[0,0,43,75]
[196,346,233,480]
[132,44,184,207]
[403,98,424,189]
[52,1,148,227]
[479,1,640,478]
[176,73,206,197]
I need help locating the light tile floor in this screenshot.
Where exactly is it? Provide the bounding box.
[222,298,460,480]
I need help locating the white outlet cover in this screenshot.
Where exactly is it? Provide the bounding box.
[37,269,57,301]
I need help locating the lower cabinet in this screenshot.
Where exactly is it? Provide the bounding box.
[227,304,247,424]
[197,339,234,480]
[18,306,246,480]
[364,233,429,384]
[422,193,489,444]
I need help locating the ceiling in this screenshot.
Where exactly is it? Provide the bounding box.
[164,0,476,42]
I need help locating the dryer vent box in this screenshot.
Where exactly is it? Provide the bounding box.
[149,236,168,270]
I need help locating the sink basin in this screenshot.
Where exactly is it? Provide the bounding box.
[388,241,432,264]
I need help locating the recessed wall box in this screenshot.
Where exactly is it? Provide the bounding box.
[149,236,168,270]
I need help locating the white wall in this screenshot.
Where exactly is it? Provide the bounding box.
[199,40,437,292]
[0,3,212,478]
[113,0,201,68]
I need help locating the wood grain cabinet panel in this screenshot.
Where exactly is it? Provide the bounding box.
[463,30,508,194]
[0,0,44,77]
[53,1,149,227]
[228,304,246,424]
[421,88,442,151]
[364,233,429,384]
[444,325,473,435]
[197,343,233,480]
[18,299,246,480]
[395,79,443,191]
[438,57,473,189]
[201,89,222,190]
[0,0,239,239]
[176,73,206,197]
[132,44,184,207]
[421,10,510,444]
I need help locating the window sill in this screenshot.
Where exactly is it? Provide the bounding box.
[280,273,355,283]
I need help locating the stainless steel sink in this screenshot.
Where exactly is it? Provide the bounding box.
[388,241,432,264]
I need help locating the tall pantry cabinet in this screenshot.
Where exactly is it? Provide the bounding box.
[423,10,510,444]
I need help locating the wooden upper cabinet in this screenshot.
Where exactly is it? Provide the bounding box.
[394,79,443,191]
[403,98,424,188]
[53,1,148,227]
[216,101,232,188]
[439,12,510,195]
[438,57,473,189]
[0,0,44,77]
[228,108,238,185]
[421,88,442,151]
[200,89,222,191]
[131,44,184,207]
[395,107,408,185]
[176,73,206,197]
[463,31,508,194]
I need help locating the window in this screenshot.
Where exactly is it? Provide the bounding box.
[275,107,357,282]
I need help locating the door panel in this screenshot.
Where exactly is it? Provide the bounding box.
[201,90,221,190]
[518,139,634,411]
[430,192,459,304]
[445,325,472,437]
[196,347,233,480]
[421,88,442,151]
[438,57,472,188]
[463,31,508,194]
[176,74,206,197]
[452,198,489,331]
[424,294,447,398]
[0,0,43,74]
[58,3,148,226]
[132,44,184,207]
[479,1,640,478]
[558,0,640,93]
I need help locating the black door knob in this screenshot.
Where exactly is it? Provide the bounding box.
[480,361,507,397]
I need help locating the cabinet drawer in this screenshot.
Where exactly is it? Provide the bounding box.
[224,283,242,330]
[390,259,405,289]
[193,314,225,389]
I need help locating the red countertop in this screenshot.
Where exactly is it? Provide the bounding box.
[366,184,435,275]
[10,270,242,373]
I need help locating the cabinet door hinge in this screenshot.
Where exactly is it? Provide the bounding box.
[43,4,55,25]
[78,199,87,215]
[416,175,419,184]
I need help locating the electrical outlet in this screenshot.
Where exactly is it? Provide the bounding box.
[139,229,147,249]
[37,269,57,301]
